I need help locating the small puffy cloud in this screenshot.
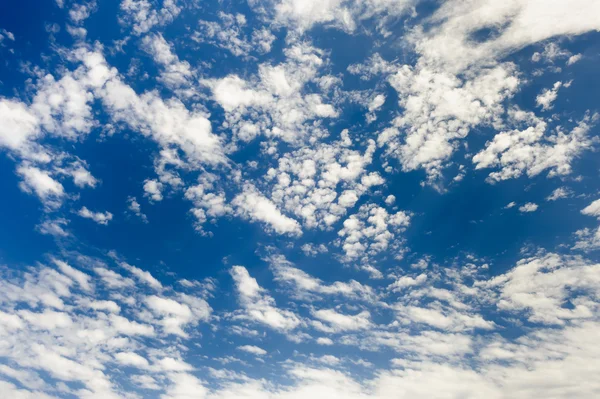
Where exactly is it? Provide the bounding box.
[143,179,164,202]
[144,294,211,337]
[37,218,70,237]
[119,0,181,36]
[519,203,539,213]
[316,337,334,346]
[338,203,410,263]
[237,345,267,356]
[388,273,427,292]
[230,265,301,332]
[121,262,162,290]
[546,187,571,201]
[581,198,600,218]
[17,166,64,208]
[567,54,582,65]
[77,207,113,225]
[54,259,92,292]
[233,185,302,236]
[536,81,563,111]
[114,352,150,368]
[127,196,148,222]
[269,254,375,300]
[312,309,371,333]
[473,112,595,183]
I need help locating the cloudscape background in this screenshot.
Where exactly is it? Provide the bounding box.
[1,0,600,398]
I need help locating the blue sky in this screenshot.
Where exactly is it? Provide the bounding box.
[1,0,600,398]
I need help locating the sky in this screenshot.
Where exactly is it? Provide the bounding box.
[0,0,600,398]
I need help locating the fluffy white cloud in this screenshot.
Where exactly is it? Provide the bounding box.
[207,42,337,144]
[264,135,384,230]
[581,198,600,219]
[519,203,538,213]
[232,184,302,236]
[337,203,410,266]
[269,254,375,300]
[269,0,416,33]
[195,12,275,57]
[142,33,195,94]
[230,265,302,332]
[77,206,113,225]
[144,294,211,337]
[312,308,372,332]
[119,0,180,35]
[17,166,65,208]
[546,187,571,201]
[484,253,600,325]
[121,262,162,289]
[473,111,595,182]
[127,196,148,222]
[536,81,564,111]
[237,345,267,356]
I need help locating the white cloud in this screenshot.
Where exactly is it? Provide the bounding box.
[77,207,113,225]
[37,218,70,237]
[536,81,563,111]
[143,179,164,202]
[519,203,538,213]
[141,33,194,93]
[546,187,571,201]
[383,62,519,181]
[232,184,302,236]
[121,262,162,289]
[581,198,600,219]
[316,337,334,345]
[269,0,416,33]
[388,273,427,291]
[312,308,371,332]
[144,294,211,337]
[206,42,337,144]
[0,99,40,155]
[368,0,600,182]
[94,267,135,289]
[127,196,147,222]
[567,54,582,65]
[484,253,600,325]
[338,203,410,264]
[473,111,595,182]
[264,136,383,230]
[574,199,600,251]
[17,166,64,208]
[237,345,267,356]
[195,12,275,57]
[230,265,301,332]
[53,260,92,292]
[269,254,375,300]
[114,352,150,368]
[119,0,181,35]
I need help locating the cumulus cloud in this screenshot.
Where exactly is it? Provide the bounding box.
[546,187,571,201]
[232,184,302,236]
[17,166,65,208]
[230,265,302,332]
[519,203,538,213]
[237,345,267,356]
[337,203,410,267]
[473,111,596,182]
[77,206,113,225]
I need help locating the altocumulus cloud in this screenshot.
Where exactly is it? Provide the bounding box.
[0,0,599,398]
